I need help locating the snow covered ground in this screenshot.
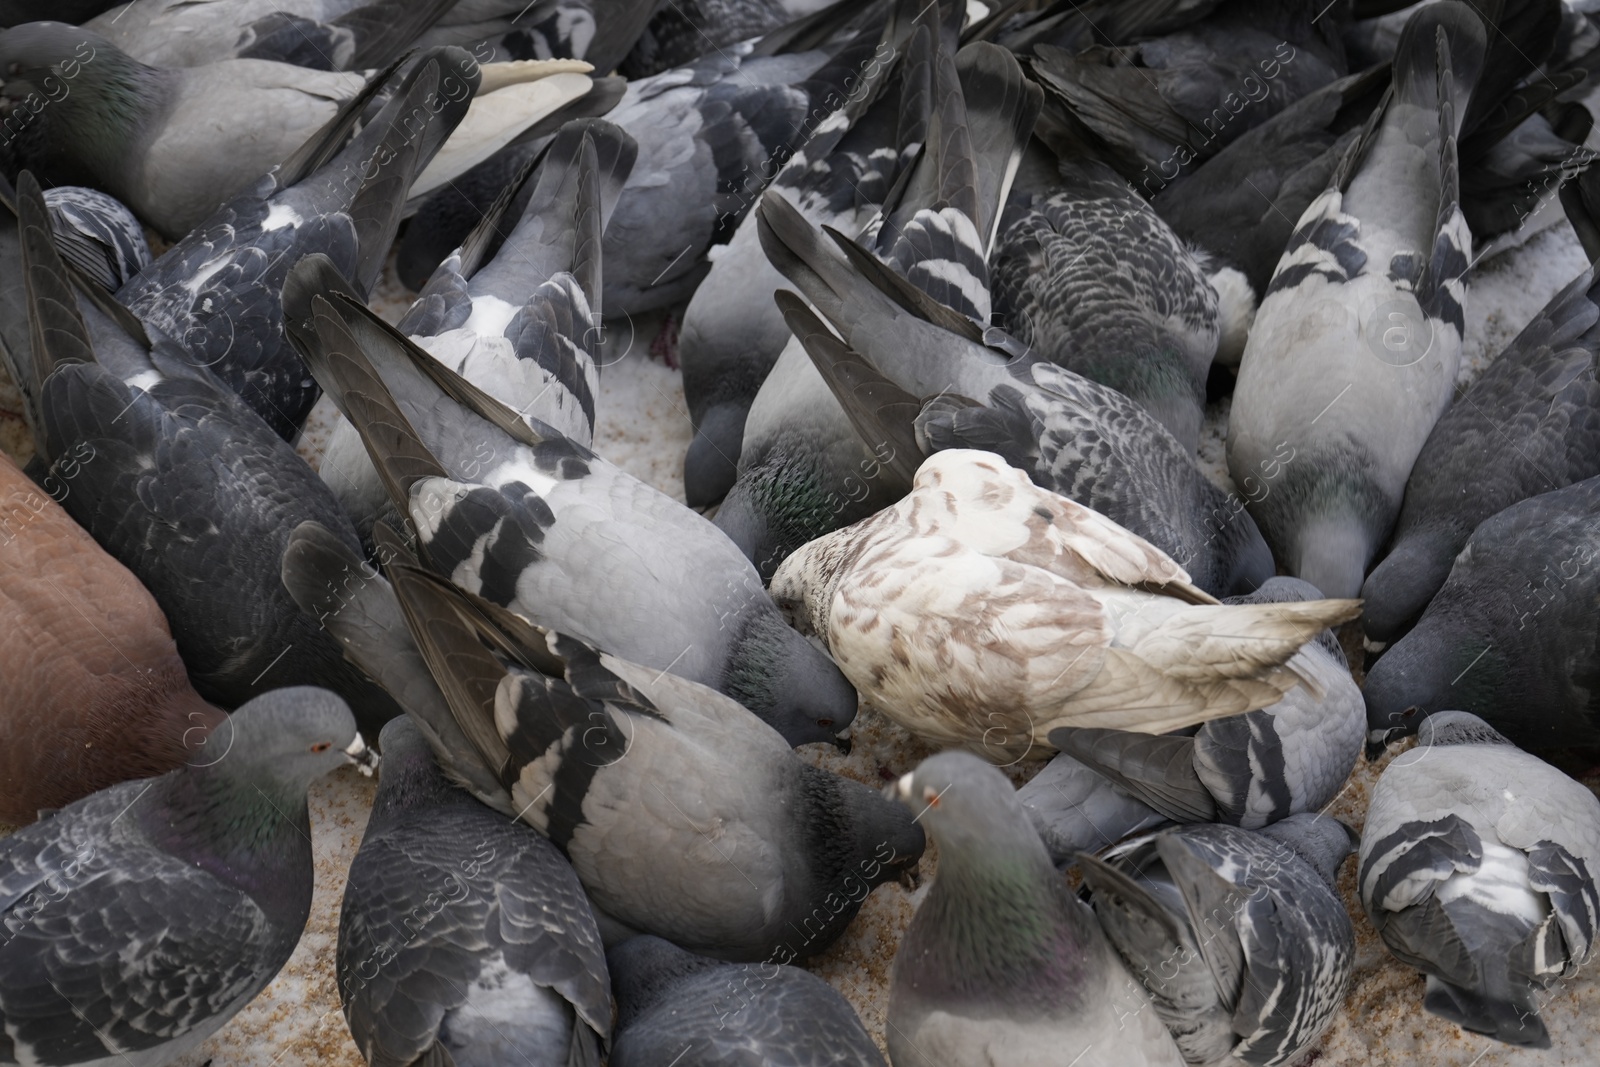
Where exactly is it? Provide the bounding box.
[2,218,1597,1066]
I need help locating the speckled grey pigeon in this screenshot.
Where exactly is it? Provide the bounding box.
[1026,576,1363,866]
[715,38,1042,578]
[283,253,859,748]
[338,716,612,1067]
[10,170,404,733]
[1079,813,1357,1067]
[1227,1,1485,597]
[1363,473,1600,753]
[887,750,1185,1066]
[110,46,477,439]
[40,186,151,294]
[379,555,924,963]
[0,687,377,1067]
[1361,232,1600,643]
[991,131,1225,451]
[608,935,886,1066]
[756,187,1275,596]
[1359,710,1600,1048]
[677,0,939,507]
[318,118,637,543]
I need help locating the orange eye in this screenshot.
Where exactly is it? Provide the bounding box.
[310,741,332,753]
[923,787,941,808]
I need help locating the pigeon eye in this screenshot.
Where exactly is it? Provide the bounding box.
[310,741,332,753]
[817,718,833,728]
[1402,707,1420,719]
[922,787,941,808]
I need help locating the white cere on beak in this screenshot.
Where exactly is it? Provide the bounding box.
[345,733,380,776]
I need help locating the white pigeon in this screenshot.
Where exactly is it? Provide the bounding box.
[769,449,1362,760]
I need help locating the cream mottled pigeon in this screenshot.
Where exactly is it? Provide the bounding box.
[770,449,1361,760]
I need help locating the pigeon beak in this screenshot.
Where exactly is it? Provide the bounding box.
[887,771,914,804]
[1365,727,1404,762]
[344,733,380,776]
[832,730,853,755]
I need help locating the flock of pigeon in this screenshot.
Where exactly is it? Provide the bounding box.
[0,0,1598,1063]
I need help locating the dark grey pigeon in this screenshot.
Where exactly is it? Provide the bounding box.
[755,187,1275,596]
[607,935,886,1066]
[1027,576,1362,866]
[283,252,859,748]
[716,37,1042,579]
[1079,814,1357,1067]
[9,170,404,734]
[320,118,637,543]
[0,687,376,1067]
[1364,473,1600,753]
[621,0,860,78]
[1227,1,1486,597]
[887,751,1185,1066]
[992,131,1223,451]
[377,554,924,963]
[677,0,940,508]
[396,2,889,313]
[105,47,475,439]
[338,716,612,1067]
[1361,221,1600,643]
[1360,710,1600,1049]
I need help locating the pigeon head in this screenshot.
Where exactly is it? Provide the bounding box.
[722,606,859,748]
[683,404,747,508]
[196,686,376,792]
[1359,527,1457,643]
[367,715,461,825]
[1217,508,1277,596]
[892,751,1049,869]
[1362,619,1508,757]
[1257,813,1359,887]
[1414,710,1515,749]
[0,24,157,188]
[607,936,722,1030]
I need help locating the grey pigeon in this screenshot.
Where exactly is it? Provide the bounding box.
[337,716,612,1067]
[1359,710,1600,1048]
[1363,474,1600,753]
[283,253,859,748]
[41,186,151,293]
[1361,209,1600,642]
[396,3,889,311]
[755,187,1275,596]
[676,0,937,507]
[375,554,924,962]
[110,46,477,439]
[887,750,1185,1066]
[608,935,886,1066]
[992,131,1225,450]
[1227,1,1485,597]
[9,170,404,733]
[86,0,458,71]
[1027,576,1363,866]
[319,118,637,542]
[0,687,377,1067]
[1079,814,1357,1067]
[715,37,1042,578]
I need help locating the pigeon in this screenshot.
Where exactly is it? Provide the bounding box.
[318,118,637,543]
[0,686,377,1067]
[1359,710,1600,1048]
[991,130,1224,450]
[0,451,224,827]
[84,0,460,70]
[608,935,886,1066]
[39,186,150,293]
[1360,196,1600,642]
[1079,813,1358,1067]
[769,449,1362,761]
[1363,474,1600,753]
[715,37,1041,577]
[0,22,594,238]
[1025,576,1363,865]
[435,0,660,75]
[284,254,860,748]
[106,46,479,439]
[396,2,889,309]
[676,0,937,507]
[1226,1,1484,597]
[621,0,858,78]
[1024,0,1351,183]
[754,167,1278,595]
[9,170,405,732]
[376,552,925,962]
[887,750,1186,1066]
[337,716,612,1067]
